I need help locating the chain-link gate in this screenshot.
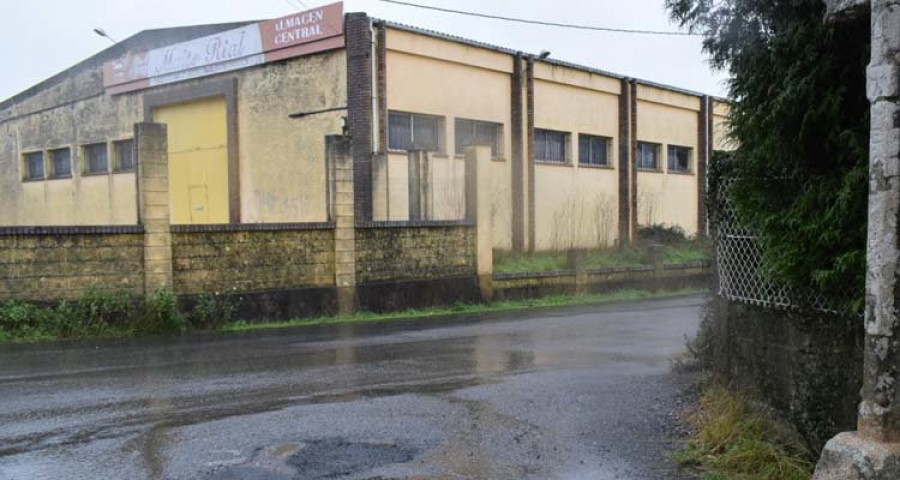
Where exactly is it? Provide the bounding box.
[712,177,855,314]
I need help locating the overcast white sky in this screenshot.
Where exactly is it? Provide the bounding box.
[0,0,729,102]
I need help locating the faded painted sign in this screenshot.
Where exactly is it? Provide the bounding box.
[103,2,344,94]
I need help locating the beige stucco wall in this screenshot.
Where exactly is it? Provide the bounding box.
[532,73,620,250]
[0,49,345,226]
[0,76,142,226]
[635,85,700,235]
[383,28,514,249]
[237,50,346,223]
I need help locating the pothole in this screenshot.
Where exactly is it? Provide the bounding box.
[205,438,420,480]
[287,438,419,479]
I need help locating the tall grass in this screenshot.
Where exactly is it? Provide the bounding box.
[673,386,814,480]
[0,288,237,342]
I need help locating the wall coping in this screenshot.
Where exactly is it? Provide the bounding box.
[170,222,335,233]
[664,259,711,270]
[493,261,709,280]
[0,225,145,236]
[357,219,476,229]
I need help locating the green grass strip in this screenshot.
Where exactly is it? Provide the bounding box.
[223,287,706,332]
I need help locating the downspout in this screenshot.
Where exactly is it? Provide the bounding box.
[370,20,379,154]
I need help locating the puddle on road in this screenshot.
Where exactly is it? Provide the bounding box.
[205,438,420,480]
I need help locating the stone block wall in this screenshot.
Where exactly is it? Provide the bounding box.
[171,227,335,296]
[706,298,864,453]
[356,225,476,284]
[0,228,145,301]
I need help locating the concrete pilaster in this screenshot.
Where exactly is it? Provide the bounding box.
[135,122,173,295]
[328,135,357,314]
[815,1,900,477]
[465,145,494,301]
[372,154,390,220]
[407,150,431,221]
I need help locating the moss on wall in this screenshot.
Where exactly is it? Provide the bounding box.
[171,229,335,295]
[0,232,145,301]
[356,226,475,283]
[701,297,864,453]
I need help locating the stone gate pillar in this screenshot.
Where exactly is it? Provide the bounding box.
[465,144,493,301]
[135,122,173,296]
[327,135,357,314]
[815,1,900,478]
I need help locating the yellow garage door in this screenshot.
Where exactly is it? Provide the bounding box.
[153,97,229,224]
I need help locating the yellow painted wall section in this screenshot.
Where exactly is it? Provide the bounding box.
[532,78,620,250]
[237,50,345,223]
[637,83,701,112]
[153,97,229,224]
[534,164,618,250]
[712,101,734,151]
[636,85,700,235]
[386,28,512,74]
[533,62,620,95]
[383,40,514,247]
[0,91,141,226]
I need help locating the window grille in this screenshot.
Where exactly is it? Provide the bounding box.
[49,148,71,178]
[23,152,44,181]
[455,119,501,157]
[114,140,135,172]
[83,143,109,174]
[535,129,568,164]
[667,145,692,173]
[389,112,442,152]
[636,141,660,170]
[578,134,610,167]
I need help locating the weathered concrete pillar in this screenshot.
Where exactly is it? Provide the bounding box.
[135,122,173,295]
[372,153,390,220]
[465,145,494,301]
[328,135,357,314]
[407,150,431,221]
[815,1,900,477]
[568,249,589,294]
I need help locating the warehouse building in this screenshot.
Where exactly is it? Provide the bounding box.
[0,2,730,251]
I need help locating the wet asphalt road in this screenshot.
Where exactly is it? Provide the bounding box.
[0,295,704,480]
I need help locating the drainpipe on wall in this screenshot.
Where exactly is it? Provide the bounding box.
[370,20,379,155]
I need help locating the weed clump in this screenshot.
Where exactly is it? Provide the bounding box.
[674,386,814,480]
[0,287,238,342]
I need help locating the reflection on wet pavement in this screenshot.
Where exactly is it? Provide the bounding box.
[0,295,703,479]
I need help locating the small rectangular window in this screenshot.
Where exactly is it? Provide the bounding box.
[636,141,661,171]
[83,143,108,174]
[114,140,135,172]
[578,134,611,167]
[388,111,442,152]
[23,151,44,181]
[535,129,569,164]
[667,145,692,173]
[455,118,502,158]
[49,148,72,178]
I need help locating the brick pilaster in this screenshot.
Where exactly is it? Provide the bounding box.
[697,95,710,237]
[629,80,638,240]
[526,56,536,251]
[375,21,388,154]
[135,122,173,294]
[618,78,632,245]
[511,53,525,252]
[345,13,374,223]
